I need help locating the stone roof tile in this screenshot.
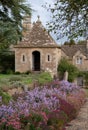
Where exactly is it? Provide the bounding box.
[15,19,59,48]
[61,43,87,58]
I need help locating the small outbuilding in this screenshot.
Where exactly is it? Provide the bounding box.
[14,16,61,76]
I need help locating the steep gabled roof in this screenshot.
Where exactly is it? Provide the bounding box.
[61,42,88,58]
[15,18,59,48]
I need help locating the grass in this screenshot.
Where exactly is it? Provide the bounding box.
[0,72,52,89]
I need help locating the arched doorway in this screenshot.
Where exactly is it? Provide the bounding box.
[32,51,40,71]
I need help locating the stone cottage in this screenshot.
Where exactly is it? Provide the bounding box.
[14,15,88,78]
[14,16,61,76]
[61,40,88,86]
[61,39,88,71]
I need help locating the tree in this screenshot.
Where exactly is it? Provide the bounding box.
[64,39,76,45]
[0,51,15,73]
[0,21,20,49]
[46,0,88,39]
[58,58,79,82]
[0,0,32,49]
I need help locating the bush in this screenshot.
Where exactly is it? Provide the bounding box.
[67,89,86,110]
[21,112,47,130]
[25,70,32,74]
[0,90,11,104]
[0,51,15,73]
[47,110,68,130]
[14,71,21,75]
[59,98,77,121]
[6,69,14,74]
[38,72,52,85]
[58,58,79,82]
[9,76,22,82]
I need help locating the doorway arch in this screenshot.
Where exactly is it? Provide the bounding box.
[32,51,40,71]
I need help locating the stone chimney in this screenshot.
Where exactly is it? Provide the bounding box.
[22,15,32,37]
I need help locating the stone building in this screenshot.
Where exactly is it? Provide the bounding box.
[14,15,88,78]
[14,16,61,76]
[61,39,88,86]
[61,39,88,71]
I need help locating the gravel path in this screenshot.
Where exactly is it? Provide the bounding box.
[66,98,88,130]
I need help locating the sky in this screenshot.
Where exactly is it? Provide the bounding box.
[28,0,53,25]
[27,0,66,44]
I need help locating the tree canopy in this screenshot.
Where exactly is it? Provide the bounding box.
[0,0,32,49]
[46,0,88,40]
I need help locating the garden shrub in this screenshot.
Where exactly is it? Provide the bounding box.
[0,51,15,73]
[0,90,11,104]
[0,80,86,130]
[6,69,14,74]
[59,98,77,121]
[20,112,47,130]
[22,77,33,85]
[9,76,22,82]
[38,72,52,85]
[58,58,79,82]
[67,90,86,111]
[14,71,21,75]
[25,70,32,74]
[47,110,68,130]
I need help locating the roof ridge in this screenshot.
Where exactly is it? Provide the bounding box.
[15,18,59,48]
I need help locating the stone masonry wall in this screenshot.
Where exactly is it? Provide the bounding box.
[15,47,61,76]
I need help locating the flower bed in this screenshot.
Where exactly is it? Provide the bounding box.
[0,80,86,130]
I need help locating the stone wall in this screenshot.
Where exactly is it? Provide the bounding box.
[15,47,61,76]
[73,52,88,71]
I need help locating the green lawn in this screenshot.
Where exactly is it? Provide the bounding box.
[0,72,52,89]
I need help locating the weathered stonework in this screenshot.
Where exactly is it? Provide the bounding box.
[15,47,61,76]
[14,16,61,77]
[61,42,88,72]
[15,16,88,77]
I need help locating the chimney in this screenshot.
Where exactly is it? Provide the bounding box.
[22,15,32,37]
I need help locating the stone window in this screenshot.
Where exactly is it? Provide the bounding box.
[46,54,51,62]
[21,54,26,63]
[76,57,82,64]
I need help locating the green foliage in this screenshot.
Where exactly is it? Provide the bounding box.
[14,71,21,75]
[0,72,53,89]
[0,0,32,49]
[58,58,79,82]
[38,72,52,85]
[0,21,20,49]
[22,78,33,84]
[21,112,43,130]
[47,111,68,130]
[0,90,11,104]
[25,70,32,75]
[46,0,88,39]
[64,39,76,45]
[6,69,14,74]
[0,51,15,73]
